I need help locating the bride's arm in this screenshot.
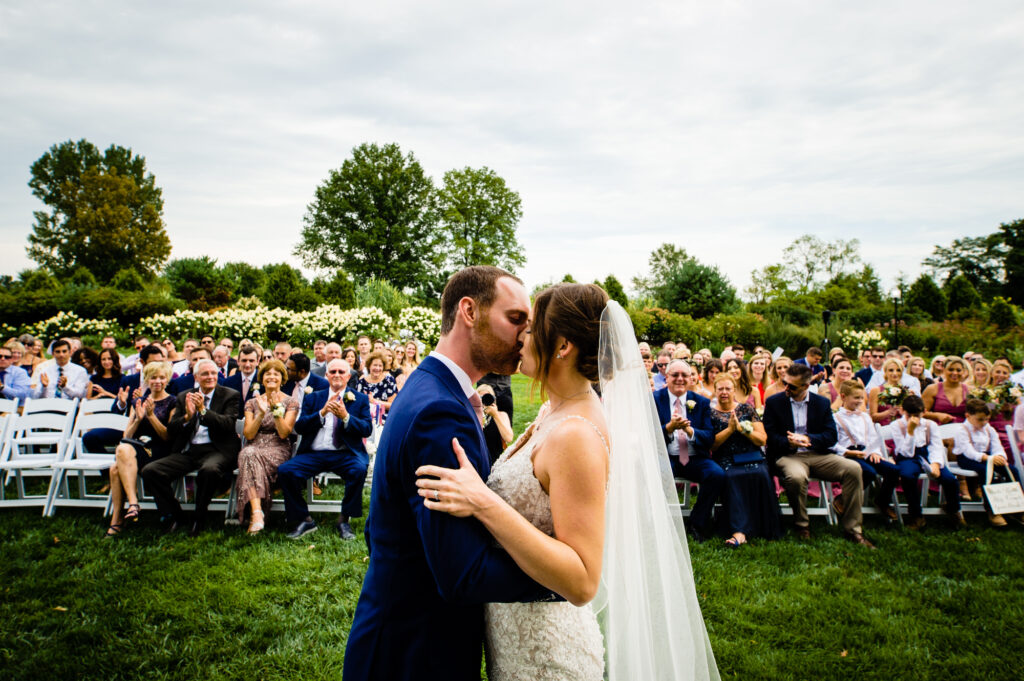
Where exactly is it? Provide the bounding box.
[416,422,607,607]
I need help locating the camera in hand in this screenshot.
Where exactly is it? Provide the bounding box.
[480,392,495,407]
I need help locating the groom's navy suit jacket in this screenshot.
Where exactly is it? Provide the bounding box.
[344,356,554,681]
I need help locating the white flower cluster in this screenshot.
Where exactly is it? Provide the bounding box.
[396,306,442,346]
[133,304,392,345]
[837,328,884,355]
[26,311,119,340]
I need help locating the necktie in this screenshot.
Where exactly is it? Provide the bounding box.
[674,397,690,466]
[332,393,347,449]
[56,366,64,398]
[242,375,251,397]
[469,392,485,424]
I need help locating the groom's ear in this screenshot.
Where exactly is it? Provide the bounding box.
[457,296,478,327]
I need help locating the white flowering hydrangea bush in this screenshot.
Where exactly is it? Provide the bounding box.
[397,307,441,346]
[838,328,884,355]
[28,311,120,339]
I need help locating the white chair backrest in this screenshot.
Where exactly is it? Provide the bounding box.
[70,412,130,457]
[1006,425,1023,478]
[78,398,116,415]
[6,411,74,462]
[937,422,962,440]
[23,397,79,416]
[0,397,18,415]
[876,423,894,442]
[0,412,15,459]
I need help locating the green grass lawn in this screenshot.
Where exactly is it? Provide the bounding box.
[3,374,1024,680]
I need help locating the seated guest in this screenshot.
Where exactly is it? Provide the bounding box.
[988,359,1020,453]
[398,340,421,376]
[653,359,722,540]
[708,374,781,547]
[855,346,886,387]
[358,351,398,422]
[71,346,100,375]
[698,358,723,399]
[819,357,855,411]
[219,338,238,373]
[0,346,31,401]
[221,344,262,410]
[105,361,176,536]
[172,339,198,377]
[476,383,514,465]
[794,346,826,384]
[140,359,241,536]
[30,339,88,399]
[278,359,372,540]
[162,338,183,364]
[86,348,122,399]
[115,344,167,412]
[310,339,328,377]
[652,349,672,390]
[970,358,992,390]
[283,351,329,400]
[832,380,899,519]
[16,335,44,375]
[122,336,151,375]
[907,357,933,392]
[953,399,1022,527]
[749,353,770,404]
[867,350,921,395]
[930,355,947,383]
[762,356,792,400]
[168,347,210,395]
[724,358,762,409]
[888,395,964,529]
[212,345,235,379]
[923,357,970,424]
[869,358,908,425]
[273,342,292,363]
[200,335,216,354]
[236,359,300,534]
[764,363,873,547]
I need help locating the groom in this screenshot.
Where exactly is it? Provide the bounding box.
[344,266,558,681]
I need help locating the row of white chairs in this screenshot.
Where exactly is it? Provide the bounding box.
[674,422,1024,527]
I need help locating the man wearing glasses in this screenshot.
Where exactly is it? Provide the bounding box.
[854,346,886,387]
[764,363,874,548]
[654,359,722,541]
[652,349,673,390]
[0,347,31,401]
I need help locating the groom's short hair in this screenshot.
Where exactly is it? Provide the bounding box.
[440,266,523,335]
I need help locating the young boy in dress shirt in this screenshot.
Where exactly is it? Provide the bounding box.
[953,399,1023,527]
[832,381,900,520]
[888,395,964,529]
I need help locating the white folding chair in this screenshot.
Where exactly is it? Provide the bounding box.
[77,398,116,415]
[1006,425,1024,482]
[45,412,129,516]
[22,397,79,416]
[938,422,985,515]
[0,410,75,512]
[0,397,19,415]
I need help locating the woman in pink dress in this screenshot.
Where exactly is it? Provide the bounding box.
[923,357,970,424]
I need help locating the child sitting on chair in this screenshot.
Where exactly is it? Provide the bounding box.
[832,380,900,520]
[889,394,964,529]
[953,399,1023,528]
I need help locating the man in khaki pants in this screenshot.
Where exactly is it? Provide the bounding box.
[764,363,875,549]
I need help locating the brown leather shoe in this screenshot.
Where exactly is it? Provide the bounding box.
[795,526,811,540]
[988,512,1008,528]
[844,531,877,549]
[905,516,926,530]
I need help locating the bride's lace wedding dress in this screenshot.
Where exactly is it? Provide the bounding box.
[484,415,607,681]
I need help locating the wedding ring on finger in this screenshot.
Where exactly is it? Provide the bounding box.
[434,490,440,502]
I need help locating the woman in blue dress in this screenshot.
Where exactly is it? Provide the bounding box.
[709,373,781,547]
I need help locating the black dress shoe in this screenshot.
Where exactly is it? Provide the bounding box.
[287,519,318,539]
[337,522,356,540]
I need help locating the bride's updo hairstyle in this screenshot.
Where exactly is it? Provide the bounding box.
[530,283,609,396]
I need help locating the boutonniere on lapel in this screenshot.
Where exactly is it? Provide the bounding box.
[344,391,356,403]
[686,400,696,410]
[304,386,314,394]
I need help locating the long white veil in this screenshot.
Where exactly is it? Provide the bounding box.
[593,301,720,681]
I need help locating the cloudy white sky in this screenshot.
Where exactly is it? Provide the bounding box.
[2,1,1022,297]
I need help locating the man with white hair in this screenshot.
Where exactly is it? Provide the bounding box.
[141,358,240,536]
[278,358,372,540]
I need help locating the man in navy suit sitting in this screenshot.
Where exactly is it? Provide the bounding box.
[282,352,329,401]
[168,347,210,395]
[278,358,372,540]
[219,344,261,411]
[763,363,874,548]
[653,359,723,540]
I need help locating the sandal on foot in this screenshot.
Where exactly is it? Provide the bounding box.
[124,504,141,522]
[105,523,124,538]
[724,536,746,549]
[247,509,265,535]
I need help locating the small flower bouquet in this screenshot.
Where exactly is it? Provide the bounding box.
[271,403,286,419]
[737,420,754,436]
[878,384,911,407]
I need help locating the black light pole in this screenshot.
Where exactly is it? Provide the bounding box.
[892,295,900,349]
[821,309,832,357]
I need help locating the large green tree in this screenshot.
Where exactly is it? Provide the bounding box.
[998,218,1024,303]
[653,259,739,318]
[165,257,235,311]
[904,273,947,321]
[923,234,1006,298]
[632,243,692,296]
[436,166,526,272]
[27,139,169,281]
[296,142,442,292]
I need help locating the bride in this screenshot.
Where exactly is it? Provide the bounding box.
[416,283,719,680]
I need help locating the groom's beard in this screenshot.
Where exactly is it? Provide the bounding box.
[470,314,521,376]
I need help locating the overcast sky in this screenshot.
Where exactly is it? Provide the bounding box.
[2,1,1022,297]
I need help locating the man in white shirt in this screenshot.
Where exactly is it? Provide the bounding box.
[0,347,31,402]
[30,339,88,400]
